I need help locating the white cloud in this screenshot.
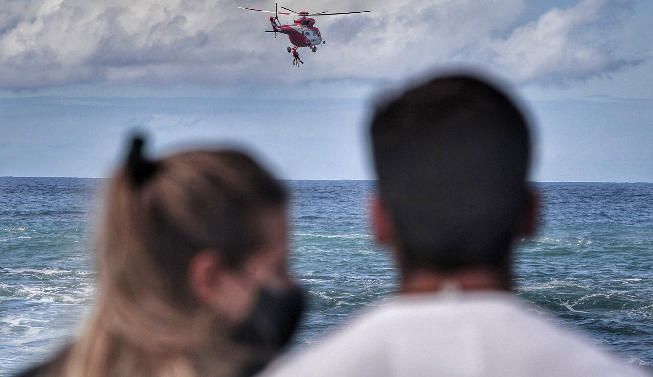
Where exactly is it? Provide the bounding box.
[486,0,637,84]
[0,0,644,89]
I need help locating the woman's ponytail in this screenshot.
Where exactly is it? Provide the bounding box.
[126,135,159,188]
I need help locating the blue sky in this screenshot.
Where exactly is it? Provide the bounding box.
[0,0,651,181]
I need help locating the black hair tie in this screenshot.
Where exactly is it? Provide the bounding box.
[126,135,158,188]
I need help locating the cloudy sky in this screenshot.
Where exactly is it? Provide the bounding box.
[0,0,651,181]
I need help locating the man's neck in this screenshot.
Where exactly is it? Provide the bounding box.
[399,268,510,294]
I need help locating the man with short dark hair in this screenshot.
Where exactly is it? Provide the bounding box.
[261,74,647,377]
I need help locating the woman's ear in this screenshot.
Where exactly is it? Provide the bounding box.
[370,195,394,246]
[519,188,539,238]
[188,249,221,307]
[188,250,254,324]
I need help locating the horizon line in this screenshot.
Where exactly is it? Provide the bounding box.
[1,176,652,184]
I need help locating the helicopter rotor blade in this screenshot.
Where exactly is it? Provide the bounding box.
[309,10,372,16]
[280,6,299,14]
[237,6,290,15]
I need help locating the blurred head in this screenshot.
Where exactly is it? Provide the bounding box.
[370,74,536,285]
[62,137,301,377]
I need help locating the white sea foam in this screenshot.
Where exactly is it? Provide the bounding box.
[0,235,33,242]
[299,277,328,284]
[312,291,334,301]
[3,226,27,232]
[630,304,653,320]
[519,279,592,292]
[0,281,93,304]
[626,356,651,368]
[294,233,372,240]
[2,267,75,276]
[560,301,590,314]
[530,236,593,248]
[1,315,30,328]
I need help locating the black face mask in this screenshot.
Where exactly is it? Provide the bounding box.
[231,285,305,352]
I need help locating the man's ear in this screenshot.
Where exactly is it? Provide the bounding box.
[519,188,539,237]
[370,195,394,246]
[188,250,252,323]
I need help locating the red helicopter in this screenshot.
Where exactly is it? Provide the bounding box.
[238,3,371,66]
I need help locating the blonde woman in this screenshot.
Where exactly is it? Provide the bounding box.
[17,136,304,377]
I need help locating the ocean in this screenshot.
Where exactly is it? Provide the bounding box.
[1,178,652,375]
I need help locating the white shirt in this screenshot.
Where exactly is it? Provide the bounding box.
[261,291,648,377]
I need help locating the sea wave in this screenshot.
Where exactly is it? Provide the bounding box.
[527,236,594,248]
[3,227,27,232]
[2,267,93,277]
[518,279,593,292]
[1,268,74,276]
[629,304,653,320]
[0,236,33,242]
[294,233,372,240]
[0,282,94,304]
